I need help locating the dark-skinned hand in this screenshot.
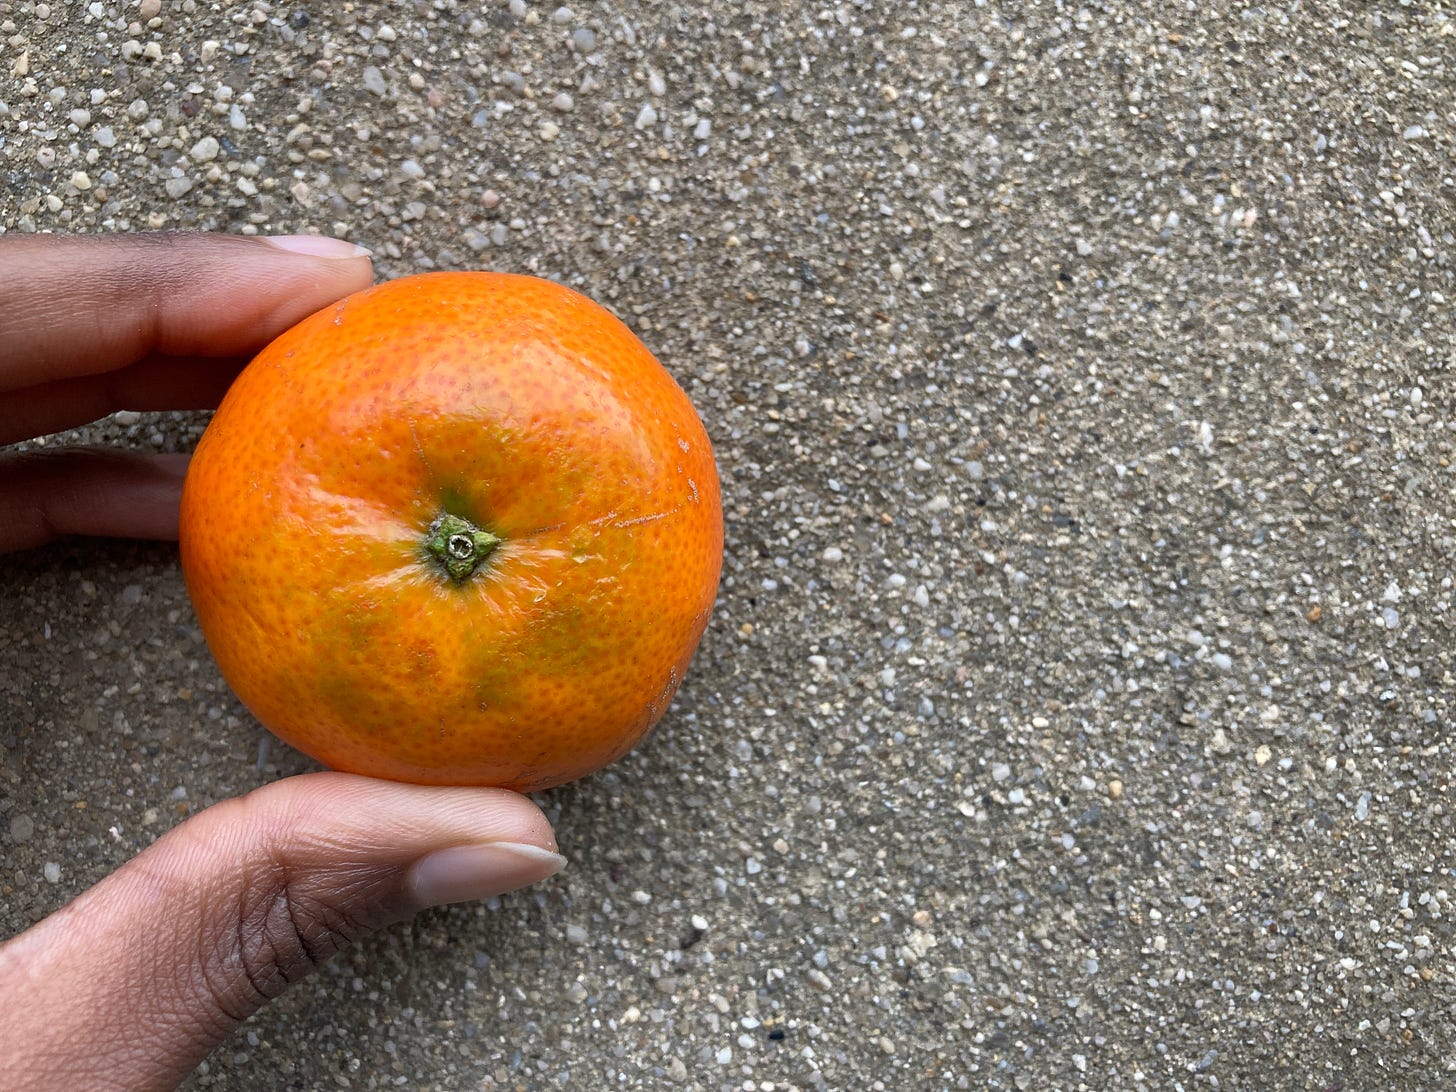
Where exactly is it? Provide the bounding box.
[0,232,564,1091]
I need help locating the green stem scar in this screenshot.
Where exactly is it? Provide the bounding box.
[425,513,501,583]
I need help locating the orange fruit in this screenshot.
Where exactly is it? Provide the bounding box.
[179,272,722,791]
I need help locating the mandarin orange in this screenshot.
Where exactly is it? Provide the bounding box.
[179,272,722,791]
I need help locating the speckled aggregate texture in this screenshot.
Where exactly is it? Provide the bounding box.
[1,2,1453,1090]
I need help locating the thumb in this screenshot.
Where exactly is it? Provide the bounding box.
[0,772,564,1091]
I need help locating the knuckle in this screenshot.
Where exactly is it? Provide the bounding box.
[203,855,374,1020]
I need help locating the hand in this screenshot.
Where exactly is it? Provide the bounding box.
[0,233,566,1091]
[1,231,371,550]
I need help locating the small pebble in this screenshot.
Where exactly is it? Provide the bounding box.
[362,66,388,96]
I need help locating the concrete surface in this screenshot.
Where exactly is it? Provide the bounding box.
[3,1,1454,1089]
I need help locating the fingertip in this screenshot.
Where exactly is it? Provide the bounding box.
[0,231,378,390]
[305,775,562,857]
[408,841,567,910]
[260,235,374,261]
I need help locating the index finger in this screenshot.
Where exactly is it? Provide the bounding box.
[0,232,373,393]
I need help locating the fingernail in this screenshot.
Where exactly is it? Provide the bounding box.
[409,842,566,909]
[263,234,373,259]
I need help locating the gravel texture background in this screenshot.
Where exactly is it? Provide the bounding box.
[3,2,1454,1089]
